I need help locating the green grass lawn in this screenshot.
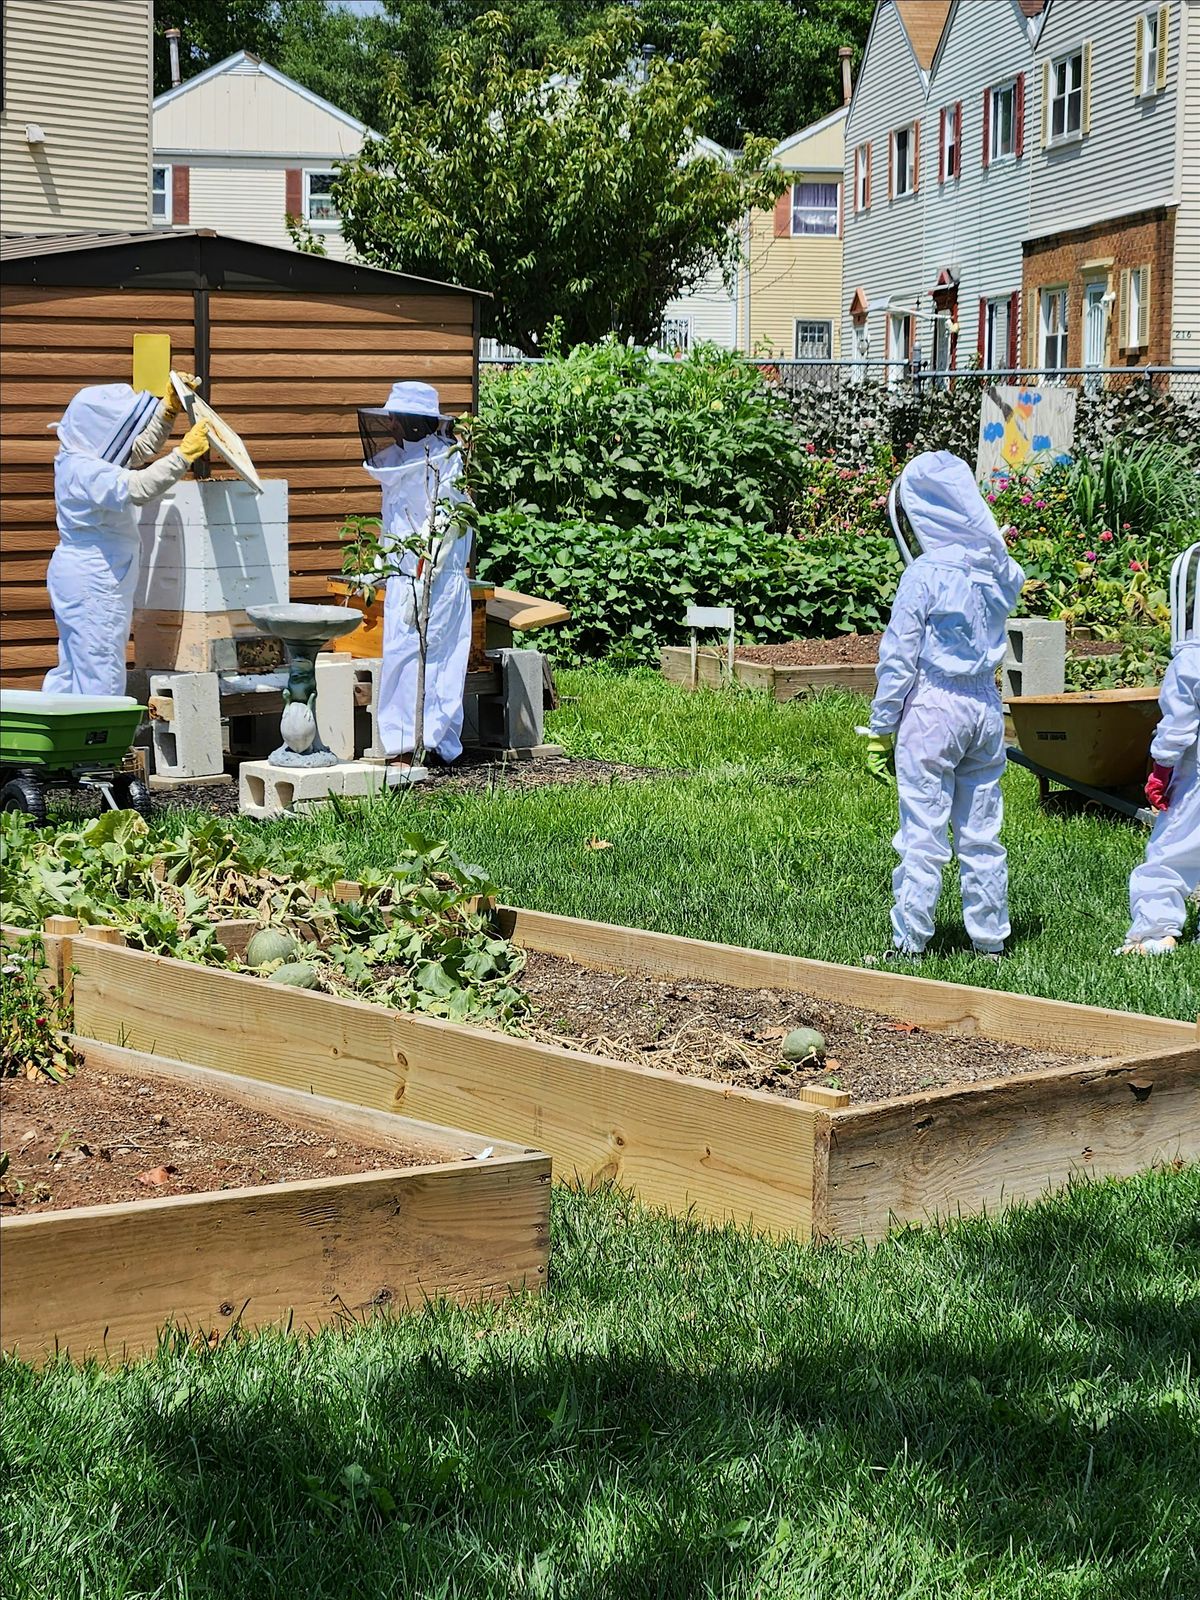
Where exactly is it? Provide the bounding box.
[272,668,1198,1019]
[5,668,1197,1599]
[3,1172,1198,1599]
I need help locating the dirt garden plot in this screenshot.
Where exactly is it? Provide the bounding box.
[17,909,1195,1249]
[0,1035,550,1364]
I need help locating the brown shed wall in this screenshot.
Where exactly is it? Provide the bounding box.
[0,281,477,685]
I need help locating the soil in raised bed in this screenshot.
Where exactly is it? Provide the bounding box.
[0,1059,466,1214]
[518,952,1087,1105]
[732,635,1122,668]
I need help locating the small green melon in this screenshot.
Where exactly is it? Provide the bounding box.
[267,961,319,989]
[782,1027,826,1063]
[245,927,299,968]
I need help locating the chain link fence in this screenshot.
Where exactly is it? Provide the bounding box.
[749,362,1200,468]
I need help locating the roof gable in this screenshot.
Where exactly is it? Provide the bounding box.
[153,50,376,138]
[894,1,953,71]
[928,0,1041,82]
[771,105,848,164]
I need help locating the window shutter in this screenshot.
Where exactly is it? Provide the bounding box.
[171,165,189,225]
[1041,61,1050,146]
[912,120,921,192]
[908,314,917,360]
[977,297,987,359]
[1134,14,1145,93]
[1139,265,1152,347]
[1015,73,1026,156]
[939,107,946,183]
[888,134,894,199]
[1083,42,1093,132]
[774,186,792,237]
[865,142,872,207]
[982,87,991,168]
[1119,267,1132,348]
[285,168,303,217]
[1008,289,1020,368]
[884,315,891,360]
[1157,5,1170,89]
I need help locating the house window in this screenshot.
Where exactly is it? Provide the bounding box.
[1137,7,1166,95]
[932,311,953,373]
[1050,51,1084,141]
[1121,265,1152,350]
[794,319,833,360]
[985,297,1011,370]
[304,170,339,225]
[854,144,870,211]
[1041,287,1069,369]
[659,316,693,355]
[942,106,960,180]
[791,181,839,236]
[887,311,913,385]
[990,81,1018,160]
[892,124,915,196]
[151,165,171,225]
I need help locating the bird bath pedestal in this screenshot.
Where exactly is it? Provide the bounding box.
[246,604,361,769]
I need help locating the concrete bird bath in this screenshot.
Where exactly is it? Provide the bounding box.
[246,604,361,767]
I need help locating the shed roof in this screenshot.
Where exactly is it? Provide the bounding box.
[894,1,953,71]
[0,228,488,299]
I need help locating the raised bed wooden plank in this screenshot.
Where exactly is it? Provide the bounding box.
[660,645,877,699]
[0,1041,550,1363]
[813,1044,1200,1243]
[498,907,1196,1056]
[69,940,818,1235]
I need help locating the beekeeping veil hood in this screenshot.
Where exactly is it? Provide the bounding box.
[1170,541,1200,653]
[359,380,454,468]
[50,384,160,465]
[887,450,1009,576]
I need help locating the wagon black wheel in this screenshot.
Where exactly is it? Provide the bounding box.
[111,774,154,822]
[1,775,48,826]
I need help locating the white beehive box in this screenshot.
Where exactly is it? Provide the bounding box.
[136,480,289,614]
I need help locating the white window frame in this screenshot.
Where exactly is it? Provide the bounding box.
[943,106,959,180]
[151,164,172,226]
[303,168,340,228]
[1123,265,1151,350]
[854,144,870,212]
[887,311,913,387]
[658,316,693,355]
[892,124,915,197]
[791,179,840,237]
[984,296,1012,371]
[1138,7,1164,95]
[1050,51,1084,143]
[1040,286,1069,370]
[794,318,833,361]
[990,80,1018,162]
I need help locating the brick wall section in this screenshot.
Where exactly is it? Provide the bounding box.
[1022,206,1176,367]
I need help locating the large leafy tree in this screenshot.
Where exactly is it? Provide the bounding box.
[334,11,785,352]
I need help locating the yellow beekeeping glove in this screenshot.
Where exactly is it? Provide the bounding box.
[179,418,210,462]
[165,373,201,417]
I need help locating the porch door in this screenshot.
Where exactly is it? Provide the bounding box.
[1083,282,1107,390]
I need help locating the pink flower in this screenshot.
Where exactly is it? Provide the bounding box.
[1129,560,1143,572]
[805,441,817,454]
[996,477,1010,491]
[1083,551,1098,562]
[1019,494,1033,505]
[1099,530,1113,542]
[1122,522,1132,530]
[1035,499,1047,509]
[986,493,997,503]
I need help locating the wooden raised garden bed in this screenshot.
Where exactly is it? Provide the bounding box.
[0,1024,550,1364]
[18,913,1196,1248]
[660,645,877,700]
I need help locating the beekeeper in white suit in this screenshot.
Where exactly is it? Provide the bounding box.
[360,381,471,771]
[865,450,1025,962]
[1118,541,1200,956]
[43,381,209,697]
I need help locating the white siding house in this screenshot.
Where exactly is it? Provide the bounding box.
[0,0,153,235]
[152,52,373,260]
[659,138,739,352]
[923,0,1042,373]
[841,1,952,373]
[1176,1,1200,364]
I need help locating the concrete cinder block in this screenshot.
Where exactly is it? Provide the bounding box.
[238,757,423,818]
[149,671,224,780]
[496,648,546,748]
[351,657,387,760]
[1004,618,1066,700]
[314,656,358,763]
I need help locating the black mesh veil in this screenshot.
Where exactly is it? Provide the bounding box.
[358,409,453,466]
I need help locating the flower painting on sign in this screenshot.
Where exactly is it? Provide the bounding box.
[976,385,1076,484]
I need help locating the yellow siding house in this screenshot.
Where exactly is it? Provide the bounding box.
[0,0,153,235]
[742,107,847,359]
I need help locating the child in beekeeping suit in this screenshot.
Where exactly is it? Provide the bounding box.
[1118,541,1200,956]
[865,450,1025,962]
[43,381,208,697]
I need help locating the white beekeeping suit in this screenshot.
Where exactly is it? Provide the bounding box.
[360,382,472,763]
[43,383,199,697]
[1120,541,1200,956]
[869,451,1025,957]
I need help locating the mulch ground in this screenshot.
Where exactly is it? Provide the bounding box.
[732,635,1123,668]
[518,952,1085,1105]
[0,1059,461,1214]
